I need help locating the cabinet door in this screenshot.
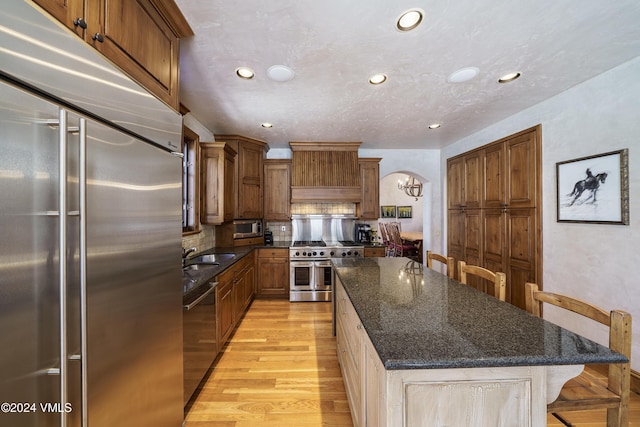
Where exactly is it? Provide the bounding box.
[447,210,465,278]
[447,156,464,209]
[483,143,506,209]
[237,142,263,218]
[263,161,291,221]
[507,208,537,309]
[358,159,380,220]
[483,208,506,281]
[463,151,482,208]
[86,0,180,110]
[33,0,85,36]
[257,256,289,297]
[507,130,538,208]
[200,145,224,224]
[216,277,235,345]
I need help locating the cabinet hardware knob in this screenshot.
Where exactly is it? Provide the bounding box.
[73,18,87,29]
[92,33,104,43]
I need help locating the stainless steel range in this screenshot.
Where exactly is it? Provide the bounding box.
[289,240,363,302]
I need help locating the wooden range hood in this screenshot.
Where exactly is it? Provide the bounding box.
[290,142,361,203]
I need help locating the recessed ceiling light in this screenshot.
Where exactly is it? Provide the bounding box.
[428,123,441,129]
[498,72,521,83]
[235,67,254,79]
[397,9,423,31]
[267,65,295,82]
[369,73,387,85]
[447,67,479,83]
[261,123,273,128]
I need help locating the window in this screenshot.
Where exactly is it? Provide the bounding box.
[182,126,200,234]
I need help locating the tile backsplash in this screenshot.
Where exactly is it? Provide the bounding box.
[181,225,215,253]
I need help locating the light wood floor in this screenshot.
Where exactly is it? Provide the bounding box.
[185,299,640,426]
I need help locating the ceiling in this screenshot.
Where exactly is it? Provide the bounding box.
[175,0,640,150]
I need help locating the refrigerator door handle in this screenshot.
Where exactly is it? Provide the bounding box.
[58,108,69,427]
[79,116,88,427]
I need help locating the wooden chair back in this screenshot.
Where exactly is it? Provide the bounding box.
[378,222,392,256]
[386,222,418,258]
[426,251,455,279]
[524,282,631,426]
[458,261,506,302]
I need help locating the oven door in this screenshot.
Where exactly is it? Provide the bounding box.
[314,261,333,292]
[290,261,314,291]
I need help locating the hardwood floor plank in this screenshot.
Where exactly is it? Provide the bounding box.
[185,299,640,427]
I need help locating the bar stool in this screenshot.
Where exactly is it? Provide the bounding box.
[458,261,506,302]
[426,251,455,279]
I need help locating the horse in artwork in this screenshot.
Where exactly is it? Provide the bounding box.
[567,169,608,206]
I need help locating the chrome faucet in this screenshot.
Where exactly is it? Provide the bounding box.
[182,247,197,267]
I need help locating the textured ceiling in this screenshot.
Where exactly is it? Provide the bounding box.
[175,0,640,150]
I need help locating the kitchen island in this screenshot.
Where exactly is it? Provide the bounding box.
[332,257,627,427]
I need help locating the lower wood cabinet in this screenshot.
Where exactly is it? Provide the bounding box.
[256,248,289,298]
[364,247,385,258]
[215,253,255,345]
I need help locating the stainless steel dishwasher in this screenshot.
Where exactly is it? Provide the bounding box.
[183,281,218,406]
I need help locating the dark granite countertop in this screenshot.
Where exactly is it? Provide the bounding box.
[332,257,628,370]
[182,242,292,299]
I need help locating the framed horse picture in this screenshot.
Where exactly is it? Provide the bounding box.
[556,149,629,224]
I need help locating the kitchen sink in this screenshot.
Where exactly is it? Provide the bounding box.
[188,253,236,264]
[182,263,218,272]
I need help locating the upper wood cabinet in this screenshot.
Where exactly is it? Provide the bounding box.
[446,151,481,209]
[200,143,236,225]
[357,158,381,220]
[215,135,268,219]
[263,160,291,221]
[33,0,192,111]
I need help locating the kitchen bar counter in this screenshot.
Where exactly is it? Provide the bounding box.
[331,257,627,426]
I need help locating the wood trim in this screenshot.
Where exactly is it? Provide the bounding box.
[289,141,361,151]
[151,0,194,37]
[291,186,361,203]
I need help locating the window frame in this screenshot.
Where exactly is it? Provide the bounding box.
[182,126,200,235]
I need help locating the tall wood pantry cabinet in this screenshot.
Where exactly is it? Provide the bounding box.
[33,0,192,111]
[447,125,541,310]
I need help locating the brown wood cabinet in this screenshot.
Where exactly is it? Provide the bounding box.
[256,249,290,298]
[215,253,255,345]
[364,247,386,258]
[200,143,236,225]
[215,135,267,219]
[357,158,381,220]
[33,0,192,111]
[263,160,291,221]
[447,126,541,309]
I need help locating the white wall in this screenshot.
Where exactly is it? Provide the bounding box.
[359,149,442,259]
[379,173,424,232]
[441,56,640,371]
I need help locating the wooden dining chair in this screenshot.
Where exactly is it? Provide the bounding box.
[524,283,631,427]
[426,251,455,279]
[378,222,393,257]
[458,261,506,302]
[387,222,419,259]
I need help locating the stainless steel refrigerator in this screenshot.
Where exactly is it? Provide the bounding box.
[0,2,184,426]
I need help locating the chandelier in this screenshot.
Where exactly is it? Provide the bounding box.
[398,175,423,200]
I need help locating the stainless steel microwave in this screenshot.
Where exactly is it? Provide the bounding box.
[233,219,263,239]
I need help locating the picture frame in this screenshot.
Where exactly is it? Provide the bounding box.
[556,149,629,224]
[380,205,396,218]
[397,206,413,219]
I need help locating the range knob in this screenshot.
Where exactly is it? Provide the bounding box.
[308,252,312,257]
[295,251,300,256]
[353,250,359,256]
[341,252,347,257]
[302,251,307,256]
[330,251,335,256]
[319,251,325,256]
[312,251,317,256]
[347,251,352,256]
